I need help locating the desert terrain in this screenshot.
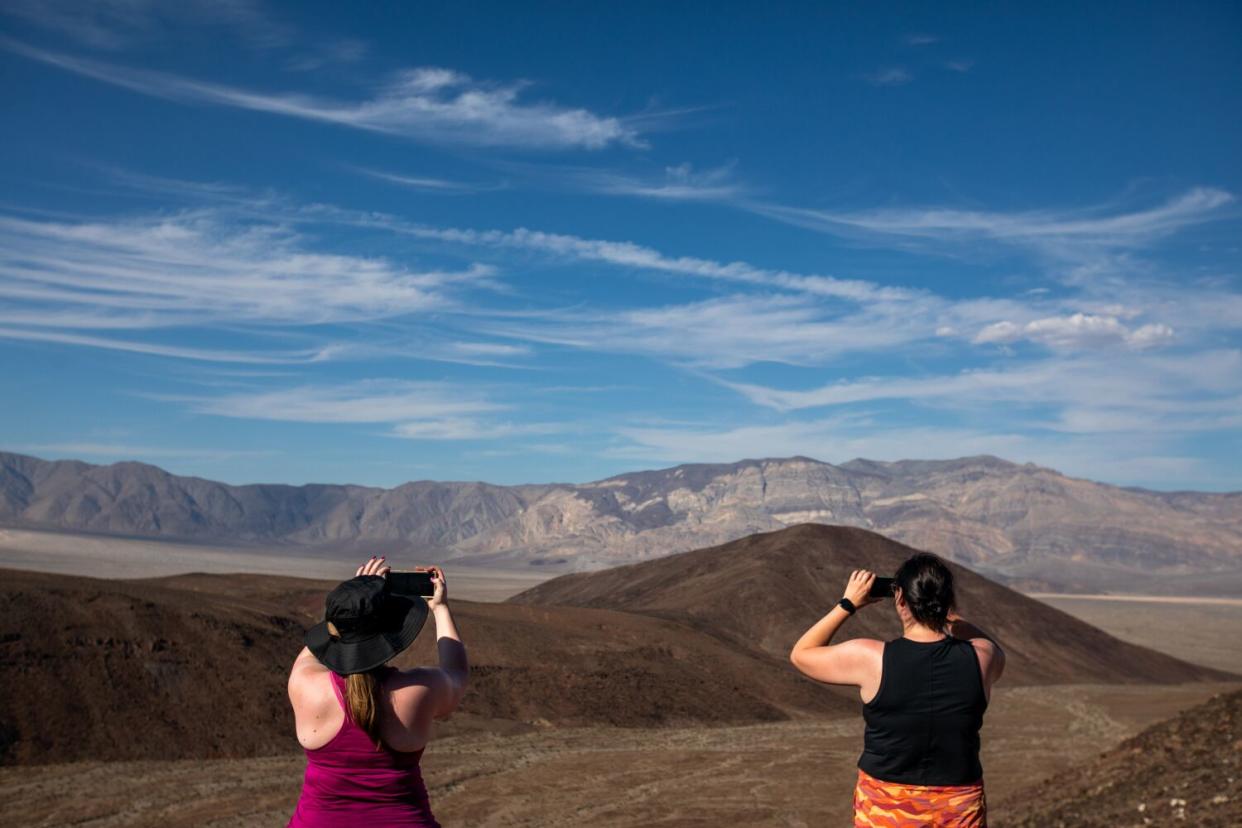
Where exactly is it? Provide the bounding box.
[0,527,551,602]
[2,525,1238,826]
[2,683,1236,827]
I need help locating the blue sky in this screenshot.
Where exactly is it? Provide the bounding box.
[1,1,1239,490]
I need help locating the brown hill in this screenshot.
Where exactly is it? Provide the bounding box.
[1000,688,1242,827]
[0,567,844,766]
[513,524,1233,685]
[4,451,1240,594]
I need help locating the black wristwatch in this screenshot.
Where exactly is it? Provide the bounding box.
[838,597,857,615]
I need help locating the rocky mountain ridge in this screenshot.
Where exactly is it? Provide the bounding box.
[2,451,1240,592]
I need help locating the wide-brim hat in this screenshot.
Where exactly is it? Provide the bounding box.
[304,575,429,675]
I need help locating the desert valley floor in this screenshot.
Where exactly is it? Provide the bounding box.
[3,681,1238,827]
[2,526,1240,827]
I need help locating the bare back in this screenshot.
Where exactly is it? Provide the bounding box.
[289,650,454,752]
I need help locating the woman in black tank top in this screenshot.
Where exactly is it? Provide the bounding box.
[790,553,1006,828]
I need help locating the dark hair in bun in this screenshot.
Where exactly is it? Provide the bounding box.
[894,553,955,632]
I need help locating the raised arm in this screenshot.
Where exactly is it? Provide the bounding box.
[789,570,883,689]
[425,567,468,717]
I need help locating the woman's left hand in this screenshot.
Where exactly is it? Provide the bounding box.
[355,556,391,578]
[843,569,877,609]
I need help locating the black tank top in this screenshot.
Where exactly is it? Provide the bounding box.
[857,636,987,786]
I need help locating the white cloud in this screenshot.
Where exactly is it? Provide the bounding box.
[972,313,1175,350]
[391,419,560,440]
[477,293,943,369]
[449,341,533,357]
[0,209,491,332]
[349,166,497,193]
[866,67,913,86]
[164,380,564,442]
[181,381,501,424]
[572,162,745,201]
[399,222,911,302]
[0,326,331,363]
[749,188,1234,256]
[0,0,290,50]
[715,350,1242,437]
[904,34,940,46]
[3,39,643,150]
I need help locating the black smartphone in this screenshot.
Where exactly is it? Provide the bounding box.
[869,576,895,599]
[387,570,435,597]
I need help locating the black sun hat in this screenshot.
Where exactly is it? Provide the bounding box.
[304,575,429,675]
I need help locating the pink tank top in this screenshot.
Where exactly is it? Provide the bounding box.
[288,669,439,828]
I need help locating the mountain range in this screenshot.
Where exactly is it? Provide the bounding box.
[2,450,1240,593]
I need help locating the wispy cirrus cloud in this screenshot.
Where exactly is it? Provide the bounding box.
[0,326,333,364]
[0,0,290,50]
[749,187,1235,256]
[570,162,746,201]
[167,380,562,442]
[0,209,491,328]
[397,222,911,302]
[180,381,501,423]
[349,166,500,193]
[476,293,943,369]
[865,67,913,86]
[0,206,503,363]
[716,349,1242,434]
[2,39,645,150]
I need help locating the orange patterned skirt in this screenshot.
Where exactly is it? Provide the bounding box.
[854,769,987,827]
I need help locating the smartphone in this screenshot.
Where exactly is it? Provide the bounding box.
[869,577,895,599]
[387,570,435,597]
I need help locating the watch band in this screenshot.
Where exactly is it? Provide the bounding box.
[838,597,857,615]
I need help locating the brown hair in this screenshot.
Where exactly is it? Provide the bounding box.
[894,552,955,632]
[345,669,384,749]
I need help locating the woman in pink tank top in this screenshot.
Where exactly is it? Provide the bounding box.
[288,557,468,828]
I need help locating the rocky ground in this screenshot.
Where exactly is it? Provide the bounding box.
[999,688,1241,827]
[1,683,1234,827]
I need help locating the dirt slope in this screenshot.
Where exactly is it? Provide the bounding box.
[513,524,1234,685]
[0,567,845,765]
[999,688,1242,827]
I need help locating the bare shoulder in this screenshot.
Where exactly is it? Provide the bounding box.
[849,637,885,652]
[840,637,885,660]
[289,648,328,693]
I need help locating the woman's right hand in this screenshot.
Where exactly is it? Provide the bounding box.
[355,556,390,578]
[843,569,877,609]
[424,566,447,610]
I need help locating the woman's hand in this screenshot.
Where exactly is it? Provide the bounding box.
[843,569,878,609]
[425,566,448,610]
[355,556,390,578]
